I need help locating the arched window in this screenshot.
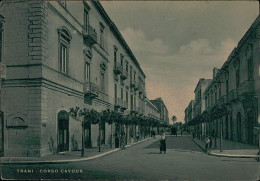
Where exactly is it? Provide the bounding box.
[58,27,72,74]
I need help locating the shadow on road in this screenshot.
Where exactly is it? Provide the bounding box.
[146,152,161,154]
[144,136,203,153]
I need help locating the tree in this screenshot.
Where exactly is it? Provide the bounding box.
[171,115,177,124]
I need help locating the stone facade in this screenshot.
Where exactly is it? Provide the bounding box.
[187,15,260,146]
[0,1,158,157]
[150,97,169,124]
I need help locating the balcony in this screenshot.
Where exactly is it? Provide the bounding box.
[83,82,99,98]
[218,95,227,105]
[130,79,136,88]
[130,106,137,113]
[237,80,255,96]
[83,25,97,45]
[113,62,122,75]
[120,69,128,80]
[228,89,238,102]
[114,98,121,108]
[143,92,147,98]
[121,101,128,110]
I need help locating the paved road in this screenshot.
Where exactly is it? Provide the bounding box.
[2,135,259,180]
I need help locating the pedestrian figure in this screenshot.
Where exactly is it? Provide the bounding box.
[160,131,166,154]
[120,131,126,150]
[181,129,183,136]
[209,136,212,149]
[205,136,210,152]
[136,132,139,142]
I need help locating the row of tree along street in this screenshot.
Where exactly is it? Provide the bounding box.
[69,107,170,157]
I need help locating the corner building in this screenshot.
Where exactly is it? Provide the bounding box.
[0,1,148,157]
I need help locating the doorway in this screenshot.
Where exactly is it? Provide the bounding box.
[58,111,69,152]
[237,112,241,142]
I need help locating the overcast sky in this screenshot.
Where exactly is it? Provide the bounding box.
[101,1,259,124]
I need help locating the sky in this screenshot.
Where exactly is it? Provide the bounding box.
[101,1,259,124]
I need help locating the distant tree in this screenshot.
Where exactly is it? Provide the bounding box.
[171,115,177,123]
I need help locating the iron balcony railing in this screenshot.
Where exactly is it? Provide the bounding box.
[130,79,136,88]
[114,97,122,108]
[83,82,99,98]
[113,62,122,75]
[120,68,128,80]
[228,89,238,102]
[83,25,97,45]
[237,80,255,96]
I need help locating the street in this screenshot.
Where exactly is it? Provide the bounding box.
[2,135,259,180]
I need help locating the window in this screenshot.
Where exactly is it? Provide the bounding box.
[58,27,71,74]
[100,72,105,92]
[85,62,90,82]
[236,69,240,89]
[0,22,3,62]
[100,27,104,48]
[219,85,221,98]
[114,48,117,69]
[126,91,128,103]
[247,57,253,80]
[126,62,128,72]
[100,23,105,49]
[214,90,217,103]
[120,54,123,67]
[226,79,229,95]
[60,44,67,74]
[114,83,117,99]
[121,88,123,100]
[84,9,89,31]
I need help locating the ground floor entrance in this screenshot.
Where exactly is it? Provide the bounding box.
[57,111,69,152]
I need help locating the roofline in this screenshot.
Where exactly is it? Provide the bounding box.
[92,1,146,78]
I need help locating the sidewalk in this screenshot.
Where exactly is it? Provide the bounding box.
[192,136,259,159]
[1,137,153,164]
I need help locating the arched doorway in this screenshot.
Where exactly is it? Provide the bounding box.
[237,112,241,142]
[57,111,69,152]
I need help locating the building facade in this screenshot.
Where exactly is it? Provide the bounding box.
[0,0,158,157]
[150,97,169,124]
[187,15,260,145]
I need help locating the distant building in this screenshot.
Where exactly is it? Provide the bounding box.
[150,97,169,124]
[185,100,195,124]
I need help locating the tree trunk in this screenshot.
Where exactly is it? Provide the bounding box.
[99,123,101,152]
[110,123,113,148]
[81,125,85,157]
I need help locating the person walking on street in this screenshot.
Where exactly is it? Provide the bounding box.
[205,136,210,152]
[160,131,166,154]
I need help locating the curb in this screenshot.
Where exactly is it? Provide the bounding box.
[208,151,260,158]
[191,137,259,159]
[1,137,153,164]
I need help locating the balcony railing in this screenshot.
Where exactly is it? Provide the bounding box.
[83,25,97,45]
[237,80,255,96]
[113,62,122,75]
[114,97,121,108]
[228,89,238,102]
[218,95,227,105]
[120,69,128,80]
[130,79,136,88]
[83,82,99,98]
[121,100,128,110]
